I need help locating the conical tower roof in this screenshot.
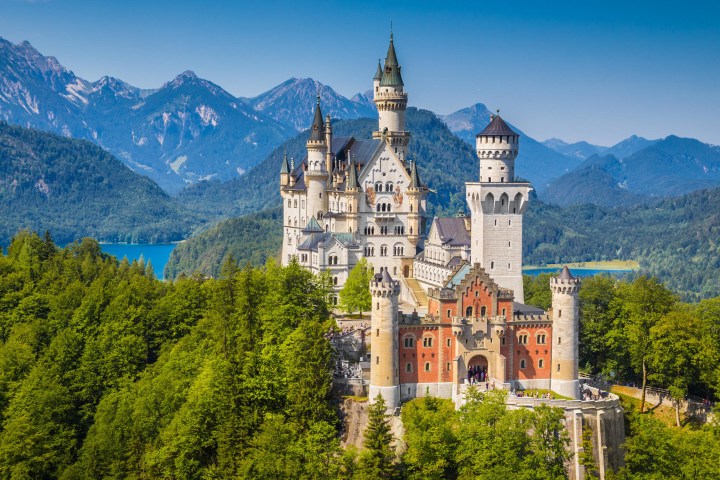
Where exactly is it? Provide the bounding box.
[557,265,574,280]
[477,114,517,137]
[380,33,404,87]
[347,156,360,189]
[308,95,325,142]
[409,157,422,188]
[280,151,290,174]
[373,60,383,81]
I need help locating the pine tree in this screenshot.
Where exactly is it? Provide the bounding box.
[357,394,396,479]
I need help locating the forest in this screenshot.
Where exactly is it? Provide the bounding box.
[1,231,719,479]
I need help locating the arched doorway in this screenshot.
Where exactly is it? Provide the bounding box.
[403,265,410,278]
[466,355,490,384]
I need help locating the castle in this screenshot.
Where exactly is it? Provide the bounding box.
[280,34,581,408]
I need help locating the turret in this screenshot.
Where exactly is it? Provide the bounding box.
[372,32,410,159]
[280,150,290,187]
[466,113,531,302]
[325,114,333,182]
[306,96,328,221]
[369,269,400,409]
[476,113,519,184]
[373,59,382,97]
[345,155,361,234]
[550,266,581,399]
[406,156,426,251]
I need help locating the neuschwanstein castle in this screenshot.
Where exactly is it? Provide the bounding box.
[279,34,581,408]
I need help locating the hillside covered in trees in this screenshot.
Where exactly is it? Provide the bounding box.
[1,231,719,479]
[0,122,198,245]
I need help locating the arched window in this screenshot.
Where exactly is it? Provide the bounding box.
[333,276,338,285]
[375,182,383,192]
[386,182,393,192]
[425,362,431,372]
[490,261,494,269]
[480,306,486,316]
[538,359,544,369]
[536,333,547,345]
[520,359,526,369]
[406,363,413,373]
[465,306,473,317]
[423,336,433,348]
[403,335,415,348]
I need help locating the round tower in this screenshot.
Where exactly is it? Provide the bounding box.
[372,33,410,159]
[476,113,519,184]
[550,266,581,399]
[306,96,328,220]
[369,269,400,409]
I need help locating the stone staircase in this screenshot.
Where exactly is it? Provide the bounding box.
[404,277,428,307]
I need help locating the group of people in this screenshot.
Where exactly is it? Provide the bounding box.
[510,389,554,399]
[467,365,489,385]
[334,359,362,379]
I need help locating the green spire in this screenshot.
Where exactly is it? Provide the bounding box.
[409,155,422,188]
[380,32,403,86]
[280,150,290,174]
[347,155,360,189]
[308,94,325,142]
[373,59,383,81]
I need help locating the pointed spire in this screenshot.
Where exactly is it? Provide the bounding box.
[380,31,403,86]
[280,149,289,174]
[308,95,325,142]
[347,154,360,189]
[409,154,422,188]
[558,265,574,280]
[374,59,383,80]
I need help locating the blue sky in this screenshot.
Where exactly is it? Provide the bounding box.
[1,0,718,145]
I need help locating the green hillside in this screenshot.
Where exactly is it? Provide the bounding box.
[169,188,720,300]
[0,122,198,245]
[165,208,283,279]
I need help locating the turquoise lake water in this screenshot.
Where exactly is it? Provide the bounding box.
[100,243,178,280]
[523,267,633,277]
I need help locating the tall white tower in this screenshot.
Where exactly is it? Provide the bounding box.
[550,266,581,399]
[306,97,328,222]
[372,33,410,160]
[369,270,400,409]
[465,114,532,302]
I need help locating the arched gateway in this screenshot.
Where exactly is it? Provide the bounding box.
[466,355,490,384]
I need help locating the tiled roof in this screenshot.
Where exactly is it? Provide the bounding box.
[477,115,517,137]
[434,217,471,247]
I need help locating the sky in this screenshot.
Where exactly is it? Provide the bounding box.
[0,0,718,146]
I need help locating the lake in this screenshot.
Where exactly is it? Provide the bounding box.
[523,267,633,277]
[100,243,178,280]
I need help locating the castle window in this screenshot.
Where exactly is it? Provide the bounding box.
[491,261,494,269]
[557,363,561,372]
[376,329,379,337]
[508,241,511,247]
[425,362,431,372]
[288,199,291,207]
[406,363,413,373]
[333,277,338,286]
[488,177,492,182]
[410,204,413,212]
[465,306,473,317]
[377,302,379,310]
[448,309,452,318]
[375,182,383,192]
[502,308,506,316]
[502,336,506,345]
[537,334,547,344]
[319,193,322,198]
[446,362,451,371]
[501,177,505,183]
[518,334,528,344]
[520,359,526,369]
[386,182,393,191]
[539,359,544,368]
[481,306,486,316]
[447,338,451,347]
[423,337,433,348]
[376,356,379,365]
[558,337,562,345]
[404,336,415,348]
[294,199,297,207]
[559,310,562,318]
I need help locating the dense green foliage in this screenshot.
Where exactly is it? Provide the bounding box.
[401,390,570,480]
[524,188,720,300]
[164,208,283,279]
[0,231,345,478]
[0,122,198,245]
[524,274,720,407]
[339,258,373,314]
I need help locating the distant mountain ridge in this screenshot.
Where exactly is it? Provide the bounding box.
[244,77,377,131]
[542,136,720,206]
[542,138,606,160]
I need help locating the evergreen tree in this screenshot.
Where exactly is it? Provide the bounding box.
[358,394,396,480]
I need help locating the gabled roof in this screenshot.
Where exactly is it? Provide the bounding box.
[380,33,404,87]
[477,115,517,137]
[434,217,470,247]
